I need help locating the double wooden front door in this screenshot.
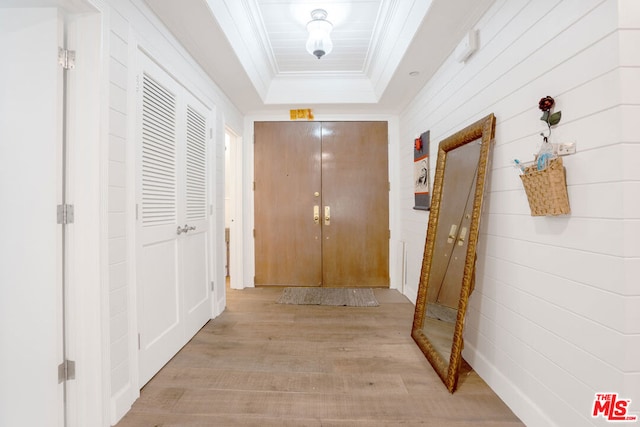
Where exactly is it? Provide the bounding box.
[254,121,389,287]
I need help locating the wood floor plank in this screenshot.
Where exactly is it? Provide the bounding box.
[115,285,523,426]
[150,366,409,395]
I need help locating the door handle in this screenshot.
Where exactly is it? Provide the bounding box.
[177,224,196,235]
[324,206,330,225]
[314,205,320,224]
[447,224,458,244]
[457,226,467,246]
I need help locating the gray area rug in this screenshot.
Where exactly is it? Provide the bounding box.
[426,302,458,323]
[277,287,379,307]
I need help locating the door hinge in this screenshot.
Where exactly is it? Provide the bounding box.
[57,204,74,224]
[58,359,76,383]
[138,333,141,350]
[210,281,215,291]
[58,47,76,70]
[253,181,256,191]
[253,229,256,238]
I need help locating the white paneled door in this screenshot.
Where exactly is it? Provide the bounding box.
[136,53,212,386]
[0,8,65,426]
[182,104,212,338]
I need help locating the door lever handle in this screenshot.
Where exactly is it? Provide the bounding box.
[177,224,196,235]
[324,206,330,225]
[457,227,467,246]
[313,205,320,224]
[447,224,458,244]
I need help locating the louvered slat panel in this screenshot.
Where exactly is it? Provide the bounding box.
[186,106,207,221]
[142,74,176,226]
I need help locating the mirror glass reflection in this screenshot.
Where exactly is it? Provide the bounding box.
[412,114,495,393]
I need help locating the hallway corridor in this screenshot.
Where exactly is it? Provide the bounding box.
[115,286,522,426]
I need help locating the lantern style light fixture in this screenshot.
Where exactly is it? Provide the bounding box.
[306,9,333,59]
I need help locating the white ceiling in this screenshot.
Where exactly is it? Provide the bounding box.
[144,0,495,114]
[256,0,383,74]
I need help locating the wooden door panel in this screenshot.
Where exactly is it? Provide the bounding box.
[426,139,481,307]
[436,146,480,308]
[254,122,322,286]
[321,122,389,287]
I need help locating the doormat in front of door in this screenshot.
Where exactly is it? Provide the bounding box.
[276,287,379,307]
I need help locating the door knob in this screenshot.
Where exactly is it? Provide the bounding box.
[313,205,320,224]
[324,206,330,225]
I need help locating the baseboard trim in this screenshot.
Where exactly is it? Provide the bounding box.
[463,340,556,427]
[110,382,137,425]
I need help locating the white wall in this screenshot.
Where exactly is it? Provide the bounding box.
[398,0,639,426]
[102,0,243,423]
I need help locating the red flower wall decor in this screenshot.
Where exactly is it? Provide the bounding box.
[538,95,562,140]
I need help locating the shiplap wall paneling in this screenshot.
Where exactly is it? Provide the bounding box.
[398,0,638,426]
[618,0,640,406]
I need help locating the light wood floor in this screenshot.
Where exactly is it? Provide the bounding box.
[115,285,524,426]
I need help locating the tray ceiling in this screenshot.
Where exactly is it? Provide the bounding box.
[144,0,495,113]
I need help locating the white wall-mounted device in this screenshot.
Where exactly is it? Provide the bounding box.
[454,30,478,63]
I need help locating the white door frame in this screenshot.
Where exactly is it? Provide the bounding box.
[64,2,111,426]
[225,126,245,290]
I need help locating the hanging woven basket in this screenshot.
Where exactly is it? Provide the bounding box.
[519,156,570,216]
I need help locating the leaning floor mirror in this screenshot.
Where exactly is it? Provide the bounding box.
[411,113,496,393]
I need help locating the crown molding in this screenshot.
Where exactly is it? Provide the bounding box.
[367,0,434,99]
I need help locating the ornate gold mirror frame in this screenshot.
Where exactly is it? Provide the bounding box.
[411,114,496,393]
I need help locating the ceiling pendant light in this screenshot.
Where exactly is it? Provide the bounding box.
[306,9,333,59]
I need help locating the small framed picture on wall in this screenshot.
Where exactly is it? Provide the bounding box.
[413,130,430,210]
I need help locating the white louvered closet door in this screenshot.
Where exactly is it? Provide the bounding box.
[136,54,212,386]
[180,94,211,339]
